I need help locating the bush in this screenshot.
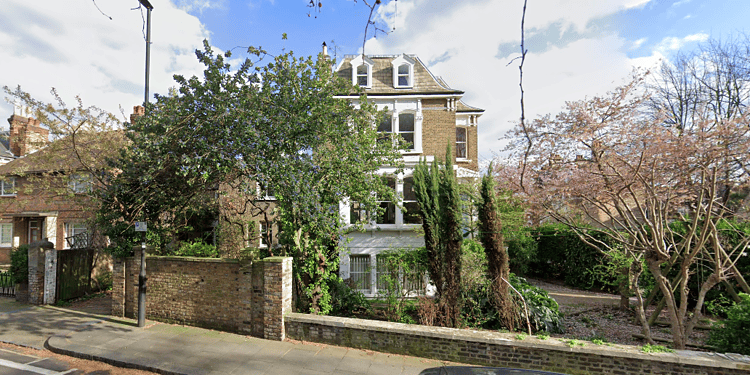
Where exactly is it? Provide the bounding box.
[173,240,220,258]
[10,245,29,284]
[510,274,564,334]
[707,293,750,355]
[530,224,610,290]
[327,277,370,318]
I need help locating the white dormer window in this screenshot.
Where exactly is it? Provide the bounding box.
[391,54,414,88]
[350,55,374,88]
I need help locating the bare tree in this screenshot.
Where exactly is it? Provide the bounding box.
[506,71,750,349]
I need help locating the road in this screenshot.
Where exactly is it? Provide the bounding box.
[0,347,77,375]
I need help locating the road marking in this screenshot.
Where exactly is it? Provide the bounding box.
[0,358,77,375]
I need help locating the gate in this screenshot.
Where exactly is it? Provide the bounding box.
[0,270,13,297]
[56,249,95,302]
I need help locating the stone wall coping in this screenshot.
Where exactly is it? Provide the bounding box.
[144,256,240,264]
[263,256,290,263]
[286,313,750,371]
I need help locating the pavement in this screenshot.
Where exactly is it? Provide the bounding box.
[0,297,452,375]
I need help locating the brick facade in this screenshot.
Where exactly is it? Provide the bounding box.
[112,254,292,340]
[286,313,750,375]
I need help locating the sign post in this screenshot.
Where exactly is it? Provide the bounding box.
[135,221,147,328]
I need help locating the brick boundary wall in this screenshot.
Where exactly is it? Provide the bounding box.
[285,313,750,375]
[112,254,292,341]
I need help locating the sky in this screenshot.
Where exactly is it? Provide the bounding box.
[2,0,749,165]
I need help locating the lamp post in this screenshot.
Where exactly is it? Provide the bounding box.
[137,0,152,329]
[139,0,153,105]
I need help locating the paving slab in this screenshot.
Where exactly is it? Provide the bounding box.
[0,297,461,375]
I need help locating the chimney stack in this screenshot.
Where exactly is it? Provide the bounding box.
[322,42,328,57]
[7,113,49,157]
[130,105,145,124]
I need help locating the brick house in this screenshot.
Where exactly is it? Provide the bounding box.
[0,109,121,264]
[334,53,483,296]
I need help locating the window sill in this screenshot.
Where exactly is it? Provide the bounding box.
[456,158,471,163]
[0,194,16,198]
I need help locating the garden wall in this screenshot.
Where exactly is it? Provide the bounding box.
[286,313,750,375]
[112,251,292,340]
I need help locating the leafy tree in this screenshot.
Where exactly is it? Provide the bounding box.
[413,145,462,327]
[98,41,403,313]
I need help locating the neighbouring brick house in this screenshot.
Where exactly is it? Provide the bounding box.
[0,108,123,264]
[334,53,483,296]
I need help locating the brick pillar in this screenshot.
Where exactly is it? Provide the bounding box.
[112,256,126,317]
[27,240,54,305]
[263,257,292,341]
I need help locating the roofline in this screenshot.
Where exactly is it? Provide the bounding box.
[457,110,485,114]
[335,93,465,100]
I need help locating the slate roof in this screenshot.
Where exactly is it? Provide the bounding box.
[457,100,484,113]
[336,54,464,96]
[0,130,125,176]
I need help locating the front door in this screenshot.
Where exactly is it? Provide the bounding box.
[28,219,43,243]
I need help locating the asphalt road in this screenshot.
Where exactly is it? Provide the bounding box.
[0,348,78,375]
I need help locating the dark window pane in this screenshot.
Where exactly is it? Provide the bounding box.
[400,133,414,149]
[456,127,467,142]
[357,65,368,74]
[398,76,409,86]
[398,64,409,74]
[358,76,368,87]
[377,202,396,224]
[403,202,422,224]
[399,113,414,131]
[456,143,467,158]
[350,201,363,224]
[378,116,392,132]
[403,177,417,201]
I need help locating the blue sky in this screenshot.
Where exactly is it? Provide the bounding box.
[2,0,749,164]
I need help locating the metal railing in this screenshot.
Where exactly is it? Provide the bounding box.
[0,270,14,297]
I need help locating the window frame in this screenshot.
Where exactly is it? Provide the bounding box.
[456,127,468,159]
[64,222,88,249]
[68,173,92,194]
[0,178,16,196]
[259,221,269,248]
[391,54,415,89]
[350,55,374,89]
[349,254,372,293]
[0,223,12,247]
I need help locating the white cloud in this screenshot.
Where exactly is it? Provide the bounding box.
[631,37,648,50]
[0,0,210,125]
[654,33,709,54]
[365,0,658,161]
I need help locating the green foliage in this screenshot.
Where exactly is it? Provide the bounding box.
[708,293,750,355]
[536,332,550,340]
[375,247,429,323]
[174,240,220,258]
[94,271,113,292]
[327,277,371,318]
[704,293,734,318]
[530,224,610,289]
[10,245,29,284]
[97,42,402,313]
[510,274,564,334]
[641,344,675,353]
[413,145,463,327]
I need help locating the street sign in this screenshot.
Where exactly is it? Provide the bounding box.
[135,222,147,232]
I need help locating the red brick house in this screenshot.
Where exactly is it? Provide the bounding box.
[0,110,121,264]
[334,53,483,296]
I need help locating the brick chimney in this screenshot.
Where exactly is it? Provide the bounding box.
[130,105,145,124]
[7,113,49,157]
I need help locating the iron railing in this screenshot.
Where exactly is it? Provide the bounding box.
[0,270,14,297]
